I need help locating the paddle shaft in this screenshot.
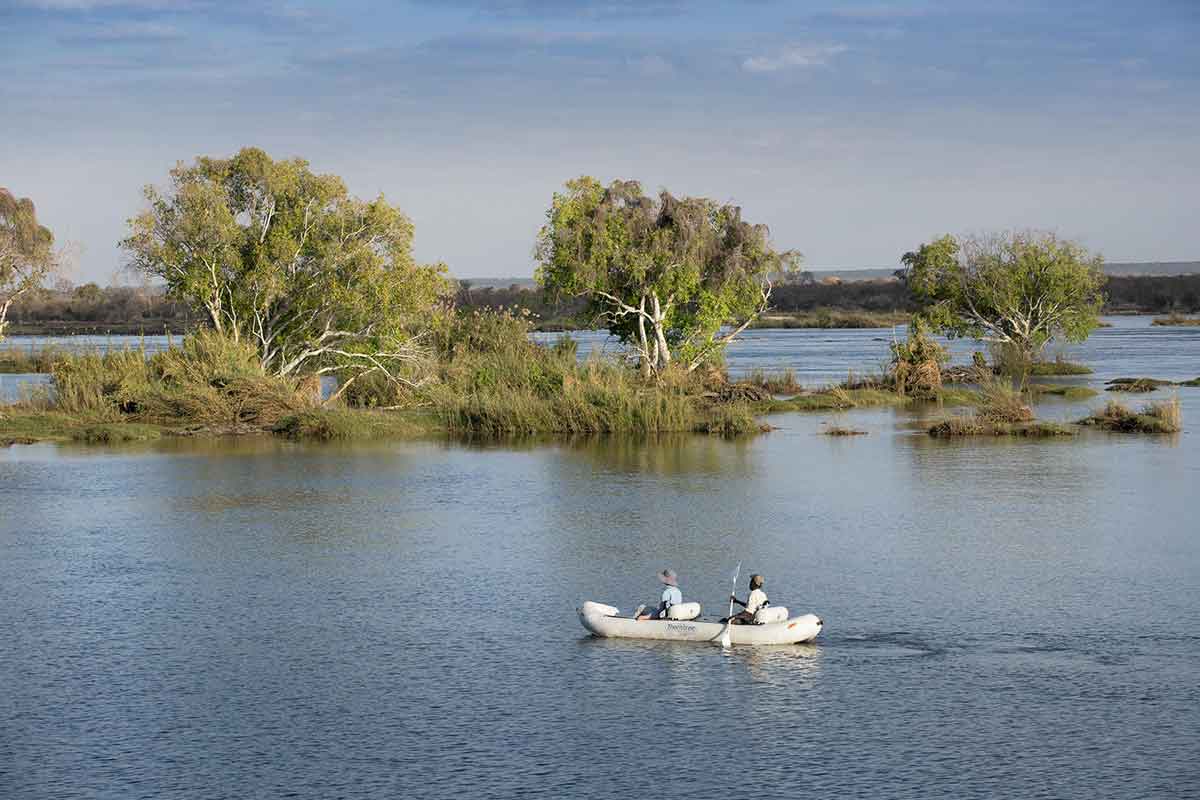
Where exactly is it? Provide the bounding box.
[727,561,741,618]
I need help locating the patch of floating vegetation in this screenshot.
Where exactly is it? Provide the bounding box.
[823,425,868,436]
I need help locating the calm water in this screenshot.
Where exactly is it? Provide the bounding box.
[2,320,1199,799]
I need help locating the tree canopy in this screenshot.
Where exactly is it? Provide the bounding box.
[121,148,449,389]
[902,231,1106,357]
[535,177,797,373]
[1,188,58,341]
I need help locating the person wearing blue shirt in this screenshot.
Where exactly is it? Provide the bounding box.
[635,569,683,620]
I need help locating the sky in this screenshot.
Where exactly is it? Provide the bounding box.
[2,0,1198,283]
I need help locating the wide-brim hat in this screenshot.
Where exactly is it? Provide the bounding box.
[658,569,678,586]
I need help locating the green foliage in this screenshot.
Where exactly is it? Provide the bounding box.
[535,176,796,373]
[903,231,1105,358]
[421,308,761,435]
[121,147,449,382]
[1,188,59,341]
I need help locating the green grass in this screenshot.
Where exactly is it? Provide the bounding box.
[933,387,982,406]
[743,368,803,394]
[1,410,80,445]
[1027,383,1100,400]
[766,387,906,412]
[1028,358,1093,375]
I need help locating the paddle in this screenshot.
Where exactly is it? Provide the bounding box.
[720,561,741,649]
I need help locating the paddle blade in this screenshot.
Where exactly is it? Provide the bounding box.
[720,625,731,649]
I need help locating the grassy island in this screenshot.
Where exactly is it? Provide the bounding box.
[1151,314,1200,327]
[1079,398,1182,433]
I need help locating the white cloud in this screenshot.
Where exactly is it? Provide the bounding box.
[742,43,848,74]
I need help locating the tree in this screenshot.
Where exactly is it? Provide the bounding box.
[901,231,1105,359]
[1,188,59,342]
[121,148,449,393]
[536,177,797,374]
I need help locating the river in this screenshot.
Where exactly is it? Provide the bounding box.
[1,318,1198,798]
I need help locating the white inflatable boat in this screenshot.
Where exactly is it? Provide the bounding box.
[578,601,823,646]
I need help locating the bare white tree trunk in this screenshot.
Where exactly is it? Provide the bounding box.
[651,292,671,369]
[637,295,651,377]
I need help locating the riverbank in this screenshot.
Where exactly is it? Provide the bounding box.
[748,310,911,329]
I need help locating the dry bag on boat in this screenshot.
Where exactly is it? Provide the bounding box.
[581,601,620,617]
[665,602,702,621]
[753,606,788,625]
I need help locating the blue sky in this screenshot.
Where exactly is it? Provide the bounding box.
[2,0,1198,281]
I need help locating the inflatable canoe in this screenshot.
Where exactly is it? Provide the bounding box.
[578,603,823,646]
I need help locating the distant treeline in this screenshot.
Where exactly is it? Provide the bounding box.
[6,274,1198,336]
[5,282,193,334]
[459,273,1200,328]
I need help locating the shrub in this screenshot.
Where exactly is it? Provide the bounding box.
[889,318,947,398]
[48,331,314,429]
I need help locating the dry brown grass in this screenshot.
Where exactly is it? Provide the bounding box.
[976,376,1034,423]
[1080,396,1182,433]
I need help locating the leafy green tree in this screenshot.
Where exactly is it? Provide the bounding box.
[1,188,59,341]
[122,148,449,392]
[536,177,797,374]
[901,231,1105,359]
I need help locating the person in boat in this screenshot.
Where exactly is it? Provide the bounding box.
[635,569,682,620]
[725,573,768,624]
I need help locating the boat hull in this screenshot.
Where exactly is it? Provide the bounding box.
[578,608,822,645]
